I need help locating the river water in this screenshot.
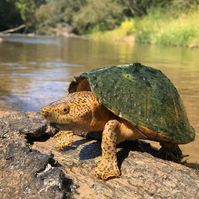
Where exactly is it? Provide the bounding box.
[0,34,198,163]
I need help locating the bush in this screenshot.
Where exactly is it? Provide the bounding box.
[35,0,85,34]
[135,7,199,47]
[72,0,124,34]
[89,19,135,41]
[171,0,199,12]
[15,0,45,30]
[35,0,124,35]
[156,28,197,46]
[1,0,199,40]
[118,0,169,17]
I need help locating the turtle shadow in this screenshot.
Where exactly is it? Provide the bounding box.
[79,141,102,160]
[181,162,199,171]
[117,140,159,169]
[78,139,159,162]
[117,141,199,172]
[75,131,103,160]
[60,134,198,172]
[63,138,88,152]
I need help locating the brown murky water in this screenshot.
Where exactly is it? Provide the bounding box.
[0,34,198,163]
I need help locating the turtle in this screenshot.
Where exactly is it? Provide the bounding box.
[41,63,195,180]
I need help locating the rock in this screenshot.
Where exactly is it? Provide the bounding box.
[0,111,199,199]
[34,138,199,199]
[0,112,73,199]
[0,111,48,137]
[0,142,73,199]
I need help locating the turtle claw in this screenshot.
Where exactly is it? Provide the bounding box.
[95,158,121,180]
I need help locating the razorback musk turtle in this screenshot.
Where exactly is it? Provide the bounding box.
[41,63,195,180]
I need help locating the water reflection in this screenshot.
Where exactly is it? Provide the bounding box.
[0,35,198,162]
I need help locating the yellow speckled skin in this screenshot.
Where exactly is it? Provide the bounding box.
[41,91,145,180]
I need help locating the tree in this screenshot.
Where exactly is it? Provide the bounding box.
[118,0,169,17]
[72,0,124,34]
[15,0,46,30]
[0,0,22,31]
[35,0,85,34]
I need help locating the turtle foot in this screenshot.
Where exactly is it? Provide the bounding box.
[54,131,73,151]
[95,157,120,180]
[158,142,183,162]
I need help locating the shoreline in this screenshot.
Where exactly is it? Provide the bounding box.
[1,31,198,49]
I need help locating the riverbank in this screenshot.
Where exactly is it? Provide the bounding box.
[2,0,199,48]
[89,9,199,48]
[1,8,199,49]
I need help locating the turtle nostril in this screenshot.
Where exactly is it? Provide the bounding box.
[41,108,48,117]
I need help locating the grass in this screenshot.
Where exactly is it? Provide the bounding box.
[88,8,199,48]
[88,19,135,41]
[135,8,199,47]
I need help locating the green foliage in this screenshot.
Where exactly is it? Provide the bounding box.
[89,19,135,41]
[0,0,22,30]
[135,8,199,47]
[35,0,85,34]
[0,0,46,31]
[15,0,45,29]
[15,0,36,27]
[171,0,199,12]
[32,0,199,36]
[118,0,169,17]
[156,28,197,47]
[1,0,199,48]
[72,0,123,34]
[35,0,123,34]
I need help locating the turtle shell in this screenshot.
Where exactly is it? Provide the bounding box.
[68,63,195,144]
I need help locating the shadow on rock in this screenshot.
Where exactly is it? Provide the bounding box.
[182,162,199,171]
[79,141,102,160]
[63,138,89,152]
[78,139,158,163]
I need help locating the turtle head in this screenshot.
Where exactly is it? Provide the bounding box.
[41,101,71,125]
[40,92,94,130]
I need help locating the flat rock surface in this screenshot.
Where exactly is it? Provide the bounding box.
[0,111,199,199]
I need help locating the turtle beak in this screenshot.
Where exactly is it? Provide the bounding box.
[50,122,58,128]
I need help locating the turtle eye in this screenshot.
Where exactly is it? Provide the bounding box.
[63,106,70,114]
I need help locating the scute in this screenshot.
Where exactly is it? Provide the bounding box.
[68,63,195,143]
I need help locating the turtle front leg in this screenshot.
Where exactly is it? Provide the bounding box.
[54,130,73,150]
[95,120,121,180]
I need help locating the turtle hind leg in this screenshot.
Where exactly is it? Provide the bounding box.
[158,142,183,162]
